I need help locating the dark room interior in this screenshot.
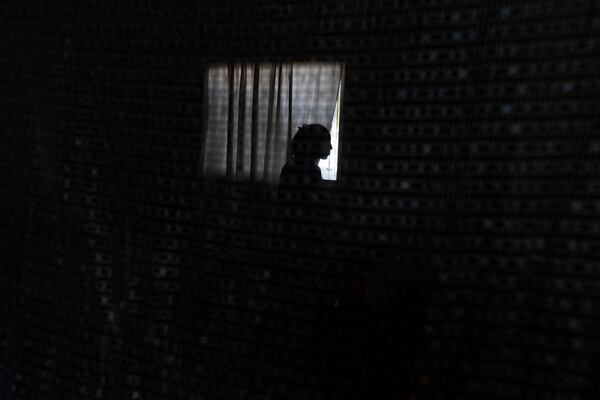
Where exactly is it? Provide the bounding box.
[3,1,600,399]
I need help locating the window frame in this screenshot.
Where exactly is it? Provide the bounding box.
[200,61,346,185]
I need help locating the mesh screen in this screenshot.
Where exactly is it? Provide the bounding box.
[2,1,600,399]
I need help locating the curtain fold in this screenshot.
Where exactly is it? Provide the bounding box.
[235,63,247,180]
[226,64,235,179]
[203,62,343,183]
[262,65,278,181]
[250,65,260,181]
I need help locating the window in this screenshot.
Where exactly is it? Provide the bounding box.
[201,62,344,183]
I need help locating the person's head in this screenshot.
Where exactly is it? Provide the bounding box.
[289,124,332,162]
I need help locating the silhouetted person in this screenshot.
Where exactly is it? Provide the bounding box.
[279,124,332,191]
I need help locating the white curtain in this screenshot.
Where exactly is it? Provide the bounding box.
[202,62,343,183]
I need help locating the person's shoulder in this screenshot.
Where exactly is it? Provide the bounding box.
[311,167,323,180]
[280,163,291,173]
[279,163,294,180]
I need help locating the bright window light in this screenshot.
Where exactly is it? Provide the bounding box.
[319,80,342,181]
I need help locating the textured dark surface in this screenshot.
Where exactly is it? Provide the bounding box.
[2,1,600,399]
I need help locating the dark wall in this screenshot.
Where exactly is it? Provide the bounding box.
[3,1,600,399]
